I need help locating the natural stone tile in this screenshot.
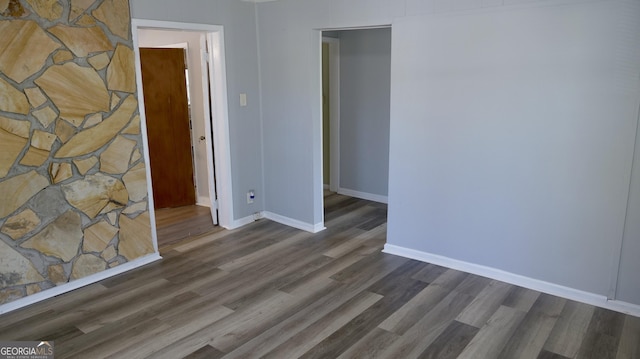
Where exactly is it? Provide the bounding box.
[101,245,117,261]
[73,156,97,175]
[100,135,136,174]
[0,171,49,218]
[25,0,62,21]
[0,240,45,287]
[21,210,83,262]
[47,24,112,58]
[122,162,147,202]
[109,261,119,268]
[0,127,28,178]
[110,93,120,109]
[0,77,29,114]
[35,62,110,127]
[88,52,110,70]
[71,254,106,280]
[24,87,47,108]
[106,211,117,225]
[83,220,118,253]
[47,264,67,285]
[2,0,29,17]
[130,149,141,165]
[122,201,146,215]
[31,130,57,151]
[107,43,136,93]
[0,116,30,137]
[0,0,8,12]
[83,113,102,128]
[55,95,137,158]
[0,288,24,305]
[122,114,140,135]
[49,162,73,184]
[55,118,76,143]
[118,211,153,261]
[75,14,96,26]
[1,209,40,240]
[61,173,128,218]
[52,49,74,64]
[26,284,42,295]
[69,0,94,21]
[93,0,130,40]
[20,147,49,167]
[0,20,59,83]
[99,202,121,215]
[32,106,58,128]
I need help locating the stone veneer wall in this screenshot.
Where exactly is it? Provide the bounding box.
[0,0,154,305]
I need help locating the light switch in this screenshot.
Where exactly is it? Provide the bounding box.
[240,93,247,107]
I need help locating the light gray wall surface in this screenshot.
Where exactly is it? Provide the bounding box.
[130,0,264,220]
[255,0,640,304]
[339,28,391,197]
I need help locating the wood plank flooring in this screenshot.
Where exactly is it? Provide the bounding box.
[1,193,639,358]
[155,205,218,248]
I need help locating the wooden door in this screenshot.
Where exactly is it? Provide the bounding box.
[140,48,196,209]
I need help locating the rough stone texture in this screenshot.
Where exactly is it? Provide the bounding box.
[122,114,140,135]
[20,147,49,167]
[0,116,30,137]
[0,288,24,305]
[101,245,117,261]
[47,24,112,58]
[75,14,95,26]
[130,149,141,165]
[55,95,137,157]
[55,118,76,143]
[52,49,74,64]
[122,162,147,202]
[31,130,57,151]
[21,211,83,262]
[122,201,146,215]
[1,209,41,240]
[32,106,58,128]
[106,212,117,225]
[0,77,29,114]
[92,0,130,40]
[0,171,49,218]
[24,87,47,108]
[1,0,29,17]
[118,211,153,261]
[83,220,118,253]
[69,0,94,21]
[107,43,136,93]
[62,173,128,218]
[49,162,73,184]
[88,52,110,70]
[73,156,97,175]
[100,135,136,174]
[35,62,110,127]
[47,264,67,285]
[25,0,63,21]
[0,0,8,12]
[29,187,67,220]
[26,284,41,295]
[71,254,106,280]
[0,20,60,83]
[84,113,102,128]
[0,123,29,178]
[0,240,44,287]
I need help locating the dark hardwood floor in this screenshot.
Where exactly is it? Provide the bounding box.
[155,205,218,248]
[0,194,638,358]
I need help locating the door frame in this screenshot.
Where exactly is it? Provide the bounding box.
[322,37,340,193]
[132,19,234,250]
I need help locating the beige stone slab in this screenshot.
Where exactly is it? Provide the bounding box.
[118,211,154,261]
[106,212,117,225]
[55,95,136,158]
[35,62,110,127]
[73,156,98,175]
[122,201,146,215]
[31,130,57,151]
[0,240,44,286]
[107,44,136,93]
[93,0,131,40]
[71,254,107,280]
[24,87,47,108]
[0,116,30,138]
[32,106,58,128]
[0,0,9,12]
[21,211,83,262]
[49,162,73,184]
[0,128,28,178]
[0,20,60,83]
[101,245,117,261]
[20,147,49,167]
[100,135,136,174]
[88,52,110,70]
[0,171,49,218]
[26,284,41,296]
[1,209,40,240]
[130,149,141,165]
[25,0,62,21]
[48,24,112,58]
[83,113,102,128]
[53,49,74,64]
[122,162,147,202]
[48,264,67,285]
[83,220,118,253]
[69,0,94,21]
[1,0,30,18]
[0,77,29,114]
[122,115,140,135]
[0,288,23,305]
[55,118,76,143]
[76,14,96,26]
[62,173,129,219]
[99,202,121,216]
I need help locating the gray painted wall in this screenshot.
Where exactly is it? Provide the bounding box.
[130,0,264,220]
[255,0,640,304]
[339,28,391,197]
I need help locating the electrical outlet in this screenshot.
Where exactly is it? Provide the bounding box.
[247,190,255,204]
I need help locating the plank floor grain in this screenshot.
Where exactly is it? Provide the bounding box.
[0,193,638,358]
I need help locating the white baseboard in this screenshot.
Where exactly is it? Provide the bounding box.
[196,196,210,207]
[383,244,640,317]
[263,211,325,233]
[226,213,257,230]
[0,253,162,315]
[338,188,388,204]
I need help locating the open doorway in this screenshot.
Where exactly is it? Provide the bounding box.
[132,20,234,252]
